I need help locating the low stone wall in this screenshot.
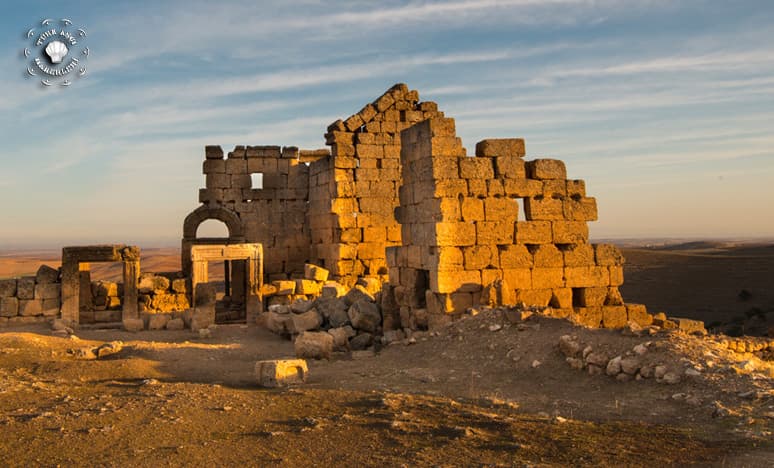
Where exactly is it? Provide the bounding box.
[0,265,61,326]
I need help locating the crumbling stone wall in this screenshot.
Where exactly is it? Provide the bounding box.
[309,84,444,284]
[384,117,646,329]
[194,145,316,278]
[0,265,61,326]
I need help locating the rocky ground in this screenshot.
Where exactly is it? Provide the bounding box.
[0,312,772,466]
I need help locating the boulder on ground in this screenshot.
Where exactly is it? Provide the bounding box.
[294,332,333,360]
[190,305,215,330]
[165,318,185,330]
[255,359,308,387]
[123,318,144,332]
[348,299,381,332]
[327,326,355,350]
[148,314,171,330]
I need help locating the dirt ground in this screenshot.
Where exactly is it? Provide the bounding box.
[1,313,772,466]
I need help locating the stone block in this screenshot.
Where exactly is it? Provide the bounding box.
[524,197,564,220]
[550,288,574,308]
[431,270,482,294]
[272,280,296,295]
[673,317,706,335]
[304,264,330,282]
[42,298,60,316]
[256,359,308,387]
[626,303,652,327]
[0,297,18,317]
[502,268,531,289]
[552,221,589,244]
[475,138,525,158]
[18,299,43,316]
[171,279,188,294]
[347,300,381,332]
[564,197,598,221]
[594,244,625,266]
[0,279,16,298]
[516,288,552,307]
[16,277,35,300]
[563,244,595,267]
[291,309,322,333]
[515,221,552,244]
[190,305,215,330]
[123,318,144,332]
[609,266,624,286]
[166,318,185,330]
[205,145,224,160]
[573,287,607,307]
[295,279,322,296]
[148,314,171,330]
[35,264,59,284]
[498,244,532,268]
[484,198,519,222]
[532,244,563,267]
[432,222,476,247]
[602,306,628,328]
[463,245,494,270]
[527,159,566,180]
[294,332,334,360]
[531,268,565,289]
[494,155,526,178]
[138,275,170,294]
[476,221,514,245]
[565,267,609,288]
[34,283,60,300]
[459,157,494,179]
[573,307,602,327]
[460,198,484,222]
[203,159,226,173]
[503,179,543,198]
[605,287,624,306]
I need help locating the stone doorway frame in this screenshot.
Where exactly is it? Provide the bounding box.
[61,245,140,324]
[190,243,263,323]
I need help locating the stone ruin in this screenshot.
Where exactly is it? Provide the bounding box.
[0,83,657,338]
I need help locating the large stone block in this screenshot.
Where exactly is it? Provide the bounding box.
[524,197,564,220]
[347,300,381,332]
[291,309,323,333]
[42,298,60,316]
[573,307,602,327]
[531,244,563,267]
[34,283,60,300]
[294,332,334,360]
[295,279,322,296]
[16,277,35,300]
[565,266,609,288]
[35,265,59,284]
[502,268,531,289]
[498,245,532,268]
[459,157,494,179]
[503,179,542,198]
[255,359,308,387]
[484,198,519,222]
[0,297,18,317]
[601,306,628,328]
[476,221,514,245]
[190,305,215,330]
[563,244,595,267]
[148,314,171,330]
[552,221,589,244]
[515,221,552,244]
[92,280,119,298]
[626,303,652,327]
[594,244,625,266]
[527,159,566,180]
[304,264,330,282]
[432,222,476,247]
[494,155,526,178]
[573,287,607,307]
[0,279,16,298]
[531,268,565,289]
[475,139,525,158]
[463,245,494,270]
[563,198,598,221]
[431,270,482,294]
[18,299,43,316]
[516,288,552,307]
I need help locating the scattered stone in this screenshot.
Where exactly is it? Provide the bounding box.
[255,359,308,387]
[585,352,608,368]
[633,344,648,355]
[294,332,334,360]
[347,300,381,332]
[531,360,542,368]
[349,333,373,351]
[684,368,701,378]
[606,356,622,376]
[558,335,581,357]
[199,328,212,338]
[290,300,314,314]
[488,324,502,332]
[620,357,640,375]
[291,309,322,333]
[662,372,681,384]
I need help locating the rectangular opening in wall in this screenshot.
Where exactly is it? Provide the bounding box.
[516,197,526,221]
[251,173,263,189]
[415,269,430,308]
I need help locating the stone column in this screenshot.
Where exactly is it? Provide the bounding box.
[191,260,209,307]
[245,255,262,322]
[122,260,139,320]
[60,260,80,323]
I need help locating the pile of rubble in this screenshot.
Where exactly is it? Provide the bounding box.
[260,263,390,358]
[137,273,190,313]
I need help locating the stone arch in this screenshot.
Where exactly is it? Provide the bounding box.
[183,205,244,241]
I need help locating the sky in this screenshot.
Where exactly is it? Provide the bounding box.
[1,0,773,249]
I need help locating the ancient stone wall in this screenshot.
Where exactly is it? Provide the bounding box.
[384,117,645,328]
[308,84,444,284]
[196,145,321,278]
[0,265,61,326]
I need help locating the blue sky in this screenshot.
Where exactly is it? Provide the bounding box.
[1,0,773,248]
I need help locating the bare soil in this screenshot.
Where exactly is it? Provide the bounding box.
[1,314,772,466]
